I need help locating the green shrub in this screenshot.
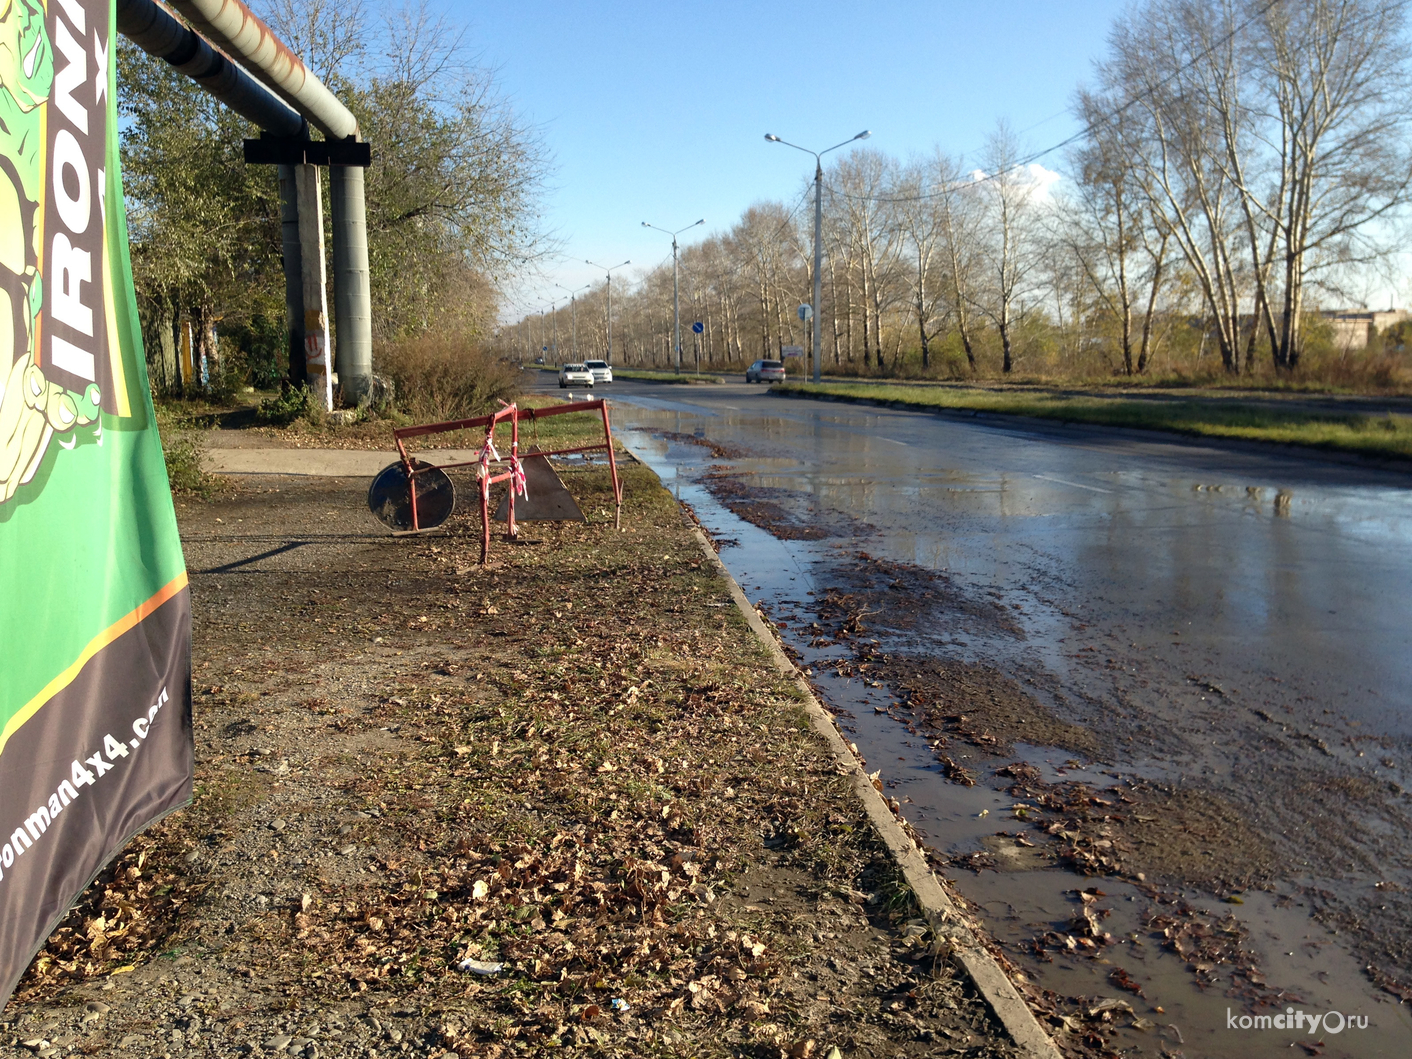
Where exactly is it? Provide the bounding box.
[153,405,217,497]
[224,313,286,390]
[255,382,311,425]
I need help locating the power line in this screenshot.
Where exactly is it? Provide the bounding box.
[837,0,1287,204]
[510,185,816,326]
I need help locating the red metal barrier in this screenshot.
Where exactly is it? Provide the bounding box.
[391,398,623,564]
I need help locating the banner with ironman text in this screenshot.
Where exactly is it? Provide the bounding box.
[0,0,192,1005]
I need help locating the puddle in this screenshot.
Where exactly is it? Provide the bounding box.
[611,407,1412,1058]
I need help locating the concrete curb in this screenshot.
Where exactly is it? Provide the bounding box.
[687,527,1063,1059]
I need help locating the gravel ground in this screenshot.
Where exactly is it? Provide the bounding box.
[0,456,1019,1059]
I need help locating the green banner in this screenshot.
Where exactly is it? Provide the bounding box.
[0,0,192,1005]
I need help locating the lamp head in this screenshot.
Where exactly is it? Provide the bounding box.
[855,130,871,141]
[694,219,704,226]
[765,133,780,142]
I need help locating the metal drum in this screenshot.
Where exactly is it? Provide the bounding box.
[367,459,455,531]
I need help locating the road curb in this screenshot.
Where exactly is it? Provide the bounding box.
[687,526,1063,1059]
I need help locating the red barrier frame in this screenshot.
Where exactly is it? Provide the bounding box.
[391,398,623,563]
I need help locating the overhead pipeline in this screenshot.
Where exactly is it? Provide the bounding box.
[167,0,359,141]
[115,0,303,138]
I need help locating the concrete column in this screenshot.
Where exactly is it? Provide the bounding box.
[277,163,305,385]
[294,164,333,410]
[330,165,372,405]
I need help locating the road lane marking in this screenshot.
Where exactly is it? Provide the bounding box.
[1033,474,1113,494]
[878,437,908,446]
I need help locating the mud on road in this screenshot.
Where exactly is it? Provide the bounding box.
[797,548,1412,1048]
[0,462,1019,1059]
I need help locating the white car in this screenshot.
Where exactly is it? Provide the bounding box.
[584,359,613,384]
[559,363,595,388]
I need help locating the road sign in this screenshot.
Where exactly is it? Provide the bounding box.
[797,304,813,321]
[691,321,704,334]
[781,345,804,358]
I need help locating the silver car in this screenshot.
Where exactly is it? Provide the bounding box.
[746,359,786,383]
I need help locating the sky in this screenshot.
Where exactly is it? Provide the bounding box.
[432,1,1138,319]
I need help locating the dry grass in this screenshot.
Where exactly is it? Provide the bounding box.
[376,333,521,422]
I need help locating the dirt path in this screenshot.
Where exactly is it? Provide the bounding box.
[0,461,1018,1059]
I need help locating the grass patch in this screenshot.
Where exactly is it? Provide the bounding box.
[778,381,1412,461]
[153,404,222,497]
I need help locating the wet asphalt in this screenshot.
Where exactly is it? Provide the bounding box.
[531,371,1412,1057]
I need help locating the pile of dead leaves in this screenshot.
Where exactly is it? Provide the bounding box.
[17,831,203,994]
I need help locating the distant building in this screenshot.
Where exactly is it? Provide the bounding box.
[1319,308,1412,351]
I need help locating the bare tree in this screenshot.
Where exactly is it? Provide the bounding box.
[1105,1,1254,372]
[894,157,947,369]
[1253,0,1412,367]
[829,151,905,370]
[1102,0,1412,373]
[254,0,368,84]
[929,152,985,372]
[1065,90,1172,374]
[971,123,1044,373]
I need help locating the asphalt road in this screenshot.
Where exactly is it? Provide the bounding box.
[530,372,1412,1057]
[539,372,1412,739]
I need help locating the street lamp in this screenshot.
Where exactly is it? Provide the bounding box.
[586,258,630,365]
[642,219,704,374]
[765,129,870,383]
[535,303,553,362]
[556,283,592,359]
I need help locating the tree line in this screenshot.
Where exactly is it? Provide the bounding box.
[121,0,547,395]
[504,0,1412,381]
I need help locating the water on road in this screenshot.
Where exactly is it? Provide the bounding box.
[534,375,1412,1057]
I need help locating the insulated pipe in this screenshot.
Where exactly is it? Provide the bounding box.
[168,0,359,140]
[330,166,372,404]
[116,0,303,137]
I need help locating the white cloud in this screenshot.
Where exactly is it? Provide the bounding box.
[969,162,1063,202]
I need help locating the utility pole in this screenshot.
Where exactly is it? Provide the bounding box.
[586,259,630,365]
[765,129,870,383]
[811,156,823,384]
[642,220,704,374]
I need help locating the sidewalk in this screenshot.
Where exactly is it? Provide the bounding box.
[203,448,477,477]
[0,453,1028,1059]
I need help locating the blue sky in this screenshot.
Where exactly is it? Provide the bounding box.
[438,1,1136,317]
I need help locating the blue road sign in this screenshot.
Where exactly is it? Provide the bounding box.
[691,321,704,334]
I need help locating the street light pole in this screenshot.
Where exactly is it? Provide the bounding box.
[586,259,631,364]
[765,129,870,384]
[642,220,704,374]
